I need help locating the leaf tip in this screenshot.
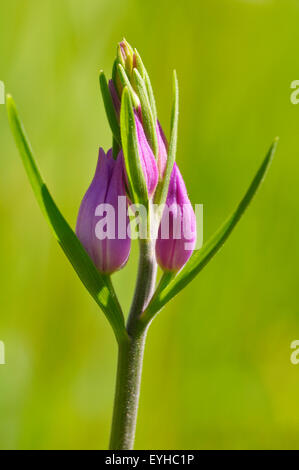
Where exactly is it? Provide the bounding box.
[121,85,130,104]
[268,136,279,164]
[99,71,107,89]
[272,136,279,150]
[6,93,14,109]
[6,94,16,125]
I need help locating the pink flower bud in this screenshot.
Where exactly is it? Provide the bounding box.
[156,163,196,272]
[76,148,131,274]
[134,112,158,198]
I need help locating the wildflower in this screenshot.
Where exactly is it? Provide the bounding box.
[76,148,130,273]
[156,163,196,272]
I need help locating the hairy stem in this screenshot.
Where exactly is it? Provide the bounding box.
[109,238,157,450]
[127,238,157,335]
[109,330,147,450]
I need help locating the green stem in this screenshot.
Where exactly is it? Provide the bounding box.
[127,239,157,334]
[109,238,157,450]
[109,329,147,450]
[139,271,175,327]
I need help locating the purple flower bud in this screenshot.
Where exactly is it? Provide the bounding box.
[76,148,131,274]
[108,81,158,198]
[135,112,158,198]
[156,163,196,272]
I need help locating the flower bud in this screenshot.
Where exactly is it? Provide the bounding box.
[76,148,131,274]
[117,39,135,80]
[113,39,139,105]
[156,163,196,272]
[135,112,158,198]
[107,81,158,199]
[107,41,166,199]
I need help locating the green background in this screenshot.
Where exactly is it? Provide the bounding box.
[0,0,298,450]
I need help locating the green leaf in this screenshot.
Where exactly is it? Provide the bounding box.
[120,87,148,207]
[6,95,126,343]
[134,48,157,122]
[133,68,158,157]
[155,70,179,206]
[141,138,278,323]
[99,71,121,148]
[112,136,121,159]
[117,64,140,108]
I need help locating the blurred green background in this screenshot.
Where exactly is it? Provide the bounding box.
[0,0,299,450]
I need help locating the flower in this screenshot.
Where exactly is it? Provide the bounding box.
[155,163,196,272]
[134,112,158,198]
[108,41,162,199]
[108,79,158,198]
[76,148,131,273]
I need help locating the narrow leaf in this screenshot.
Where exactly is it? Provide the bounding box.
[134,48,157,122]
[142,139,278,322]
[117,64,140,108]
[133,68,158,157]
[155,70,179,206]
[6,95,126,343]
[99,71,121,147]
